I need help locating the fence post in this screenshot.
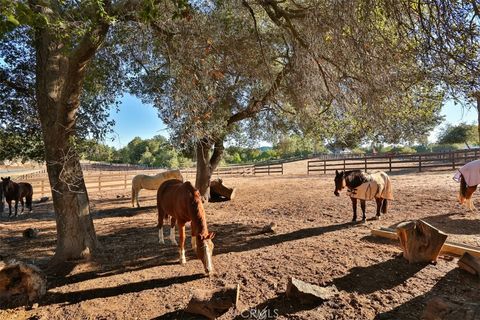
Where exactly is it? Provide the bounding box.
[98,172,101,192]
[124,173,127,190]
[364,157,367,172]
[389,156,392,173]
[41,180,45,197]
[324,160,326,174]
[452,151,456,169]
[268,165,270,175]
[281,163,284,175]
[343,158,346,171]
[419,155,422,172]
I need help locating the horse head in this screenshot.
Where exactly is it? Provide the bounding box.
[195,232,215,275]
[1,177,11,189]
[334,170,346,197]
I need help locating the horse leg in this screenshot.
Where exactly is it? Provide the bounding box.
[375,198,382,219]
[131,186,136,208]
[178,224,186,264]
[158,210,165,245]
[360,200,366,222]
[136,189,141,208]
[170,218,178,245]
[20,197,25,213]
[7,200,12,217]
[14,199,18,217]
[350,197,358,222]
[466,186,477,210]
[191,224,197,250]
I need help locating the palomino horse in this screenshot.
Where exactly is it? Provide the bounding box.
[1,177,33,217]
[454,159,480,210]
[334,170,393,222]
[131,169,183,207]
[157,179,215,275]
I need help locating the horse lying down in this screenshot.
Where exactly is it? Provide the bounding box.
[334,170,393,222]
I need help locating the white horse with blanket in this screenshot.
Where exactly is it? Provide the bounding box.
[131,169,184,207]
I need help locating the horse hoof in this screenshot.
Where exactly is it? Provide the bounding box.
[375,216,380,220]
[159,240,165,245]
[180,259,186,265]
[171,241,178,246]
[361,219,366,223]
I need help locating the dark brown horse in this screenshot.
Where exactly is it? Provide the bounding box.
[157,179,215,275]
[334,170,391,222]
[0,181,4,213]
[1,177,33,217]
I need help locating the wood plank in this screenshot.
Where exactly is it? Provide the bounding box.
[371,227,480,258]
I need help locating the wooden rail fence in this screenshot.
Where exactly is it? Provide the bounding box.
[16,163,284,198]
[307,149,479,175]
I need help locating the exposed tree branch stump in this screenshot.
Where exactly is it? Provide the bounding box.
[185,284,240,319]
[458,252,480,276]
[396,220,448,263]
[286,277,338,304]
[0,261,47,308]
[210,179,236,201]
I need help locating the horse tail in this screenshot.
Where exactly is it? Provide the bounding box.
[382,199,388,214]
[459,174,467,202]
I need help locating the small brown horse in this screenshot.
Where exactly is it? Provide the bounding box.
[1,177,33,217]
[455,160,480,210]
[334,170,391,222]
[157,179,215,275]
[459,173,477,210]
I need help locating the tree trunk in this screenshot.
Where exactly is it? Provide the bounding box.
[33,9,108,263]
[195,138,225,200]
[195,139,213,199]
[476,93,480,144]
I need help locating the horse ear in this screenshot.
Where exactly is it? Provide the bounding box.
[207,232,215,240]
[335,170,339,176]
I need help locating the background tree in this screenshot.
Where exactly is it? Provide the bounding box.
[0,1,171,265]
[389,0,480,140]
[437,123,479,148]
[126,0,443,198]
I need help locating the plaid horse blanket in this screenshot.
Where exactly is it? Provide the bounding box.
[347,171,394,201]
[453,159,480,187]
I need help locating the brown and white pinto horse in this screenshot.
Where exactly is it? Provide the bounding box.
[1,177,33,217]
[334,170,392,222]
[455,159,480,210]
[157,179,215,275]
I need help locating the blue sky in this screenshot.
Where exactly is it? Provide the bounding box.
[105,94,477,148]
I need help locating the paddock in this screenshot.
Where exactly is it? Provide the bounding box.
[0,170,479,319]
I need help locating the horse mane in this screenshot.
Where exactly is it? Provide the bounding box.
[344,170,369,189]
[184,181,209,237]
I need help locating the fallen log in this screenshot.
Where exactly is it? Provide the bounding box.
[210,179,236,201]
[371,227,480,258]
[0,260,47,308]
[458,252,480,276]
[185,284,240,319]
[396,220,448,263]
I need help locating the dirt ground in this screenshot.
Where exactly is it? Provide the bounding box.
[1,169,480,320]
